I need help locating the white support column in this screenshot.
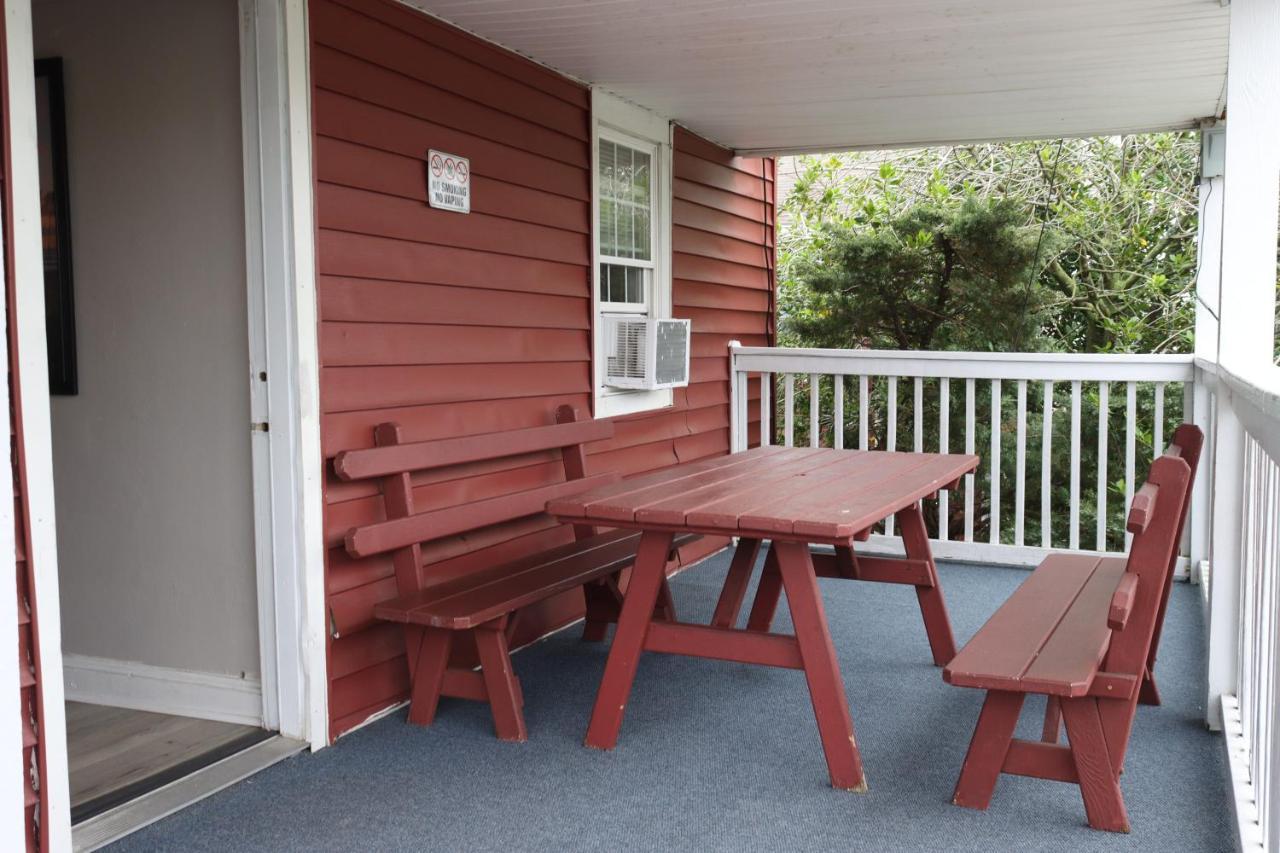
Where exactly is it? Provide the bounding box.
[1203,0,1280,730]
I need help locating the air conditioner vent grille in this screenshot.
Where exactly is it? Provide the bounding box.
[607,320,647,380]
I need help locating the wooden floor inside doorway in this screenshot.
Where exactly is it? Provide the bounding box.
[67,701,269,823]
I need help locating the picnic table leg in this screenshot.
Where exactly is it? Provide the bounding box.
[711,538,762,628]
[745,546,783,631]
[952,690,1024,810]
[1042,696,1063,743]
[773,540,867,792]
[896,503,958,665]
[584,530,674,750]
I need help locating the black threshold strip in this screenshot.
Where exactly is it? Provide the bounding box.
[71,728,275,825]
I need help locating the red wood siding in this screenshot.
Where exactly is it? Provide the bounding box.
[1,12,46,847]
[310,0,774,738]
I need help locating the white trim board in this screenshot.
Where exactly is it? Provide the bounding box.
[238,0,328,750]
[63,655,264,728]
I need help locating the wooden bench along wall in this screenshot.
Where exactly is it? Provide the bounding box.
[335,405,692,741]
[943,424,1202,833]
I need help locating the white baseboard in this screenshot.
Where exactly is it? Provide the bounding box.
[63,654,263,727]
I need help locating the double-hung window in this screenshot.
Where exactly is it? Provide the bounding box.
[591,89,673,417]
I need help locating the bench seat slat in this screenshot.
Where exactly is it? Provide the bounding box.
[376,530,697,629]
[944,553,1102,691]
[1020,560,1127,696]
[347,472,620,558]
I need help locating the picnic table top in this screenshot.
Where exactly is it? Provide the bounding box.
[547,446,980,545]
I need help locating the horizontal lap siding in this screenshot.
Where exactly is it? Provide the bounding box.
[311,0,774,738]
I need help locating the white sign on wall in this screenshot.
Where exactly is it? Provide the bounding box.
[427,149,471,213]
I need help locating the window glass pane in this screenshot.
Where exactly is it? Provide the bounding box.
[597,136,653,263]
[626,266,642,303]
[601,263,645,305]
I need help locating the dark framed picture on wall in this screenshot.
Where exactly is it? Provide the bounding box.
[35,57,78,395]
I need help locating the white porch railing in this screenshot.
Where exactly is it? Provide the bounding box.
[1199,360,1280,851]
[727,343,1280,850]
[727,344,1202,570]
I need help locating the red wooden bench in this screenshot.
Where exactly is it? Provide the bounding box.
[943,424,1201,832]
[335,405,693,742]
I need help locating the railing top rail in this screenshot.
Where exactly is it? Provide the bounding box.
[1196,357,1280,464]
[730,346,1196,383]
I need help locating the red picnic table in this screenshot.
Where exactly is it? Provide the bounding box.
[547,445,979,791]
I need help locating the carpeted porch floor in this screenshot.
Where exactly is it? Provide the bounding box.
[110,549,1235,852]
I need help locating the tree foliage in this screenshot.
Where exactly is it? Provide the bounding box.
[779,133,1203,355]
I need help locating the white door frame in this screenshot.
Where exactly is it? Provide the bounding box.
[239,0,327,750]
[3,0,72,847]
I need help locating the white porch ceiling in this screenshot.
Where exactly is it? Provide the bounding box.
[402,0,1230,154]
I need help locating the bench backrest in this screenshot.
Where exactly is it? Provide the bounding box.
[1148,423,1204,663]
[335,405,617,598]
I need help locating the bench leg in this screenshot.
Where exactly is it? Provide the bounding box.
[745,547,783,632]
[406,627,452,727]
[1061,697,1130,833]
[1042,696,1062,743]
[896,503,957,665]
[655,576,677,622]
[952,690,1024,810]
[582,575,622,642]
[711,538,762,629]
[475,622,527,742]
[1138,666,1161,706]
[774,540,866,792]
[584,531,674,750]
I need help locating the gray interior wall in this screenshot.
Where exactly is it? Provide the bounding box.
[34,0,260,678]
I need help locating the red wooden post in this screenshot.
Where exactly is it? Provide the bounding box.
[584,530,674,750]
[711,538,761,628]
[773,540,867,792]
[952,690,1025,810]
[556,405,599,541]
[1061,697,1130,833]
[475,617,527,742]
[896,502,957,665]
[745,546,782,632]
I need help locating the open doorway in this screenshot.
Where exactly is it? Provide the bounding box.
[31,0,275,832]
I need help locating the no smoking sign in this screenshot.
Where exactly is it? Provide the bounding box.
[427,149,471,213]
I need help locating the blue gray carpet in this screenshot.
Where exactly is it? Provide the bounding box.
[111,550,1234,852]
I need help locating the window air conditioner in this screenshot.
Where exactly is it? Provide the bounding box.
[603,317,691,391]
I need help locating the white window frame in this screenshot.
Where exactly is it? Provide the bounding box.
[591,89,674,418]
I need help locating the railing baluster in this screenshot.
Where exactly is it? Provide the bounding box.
[833,374,844,450]
[1125,381,1137,549]
[886,376,898,536]
[990,379,1001,545]
[760,373,771,447]
[1097,381,1110,552]
[809,373,821,448]
[1015,379,1027,547]
[939,378,950,541]
[914,377,924,453]
[784,374,795,447]
[965,377,976,543]
[1069,380,1081,551]
[1042,381,1053,548]
[858,376,869,450]
[1153,382,1165,460]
